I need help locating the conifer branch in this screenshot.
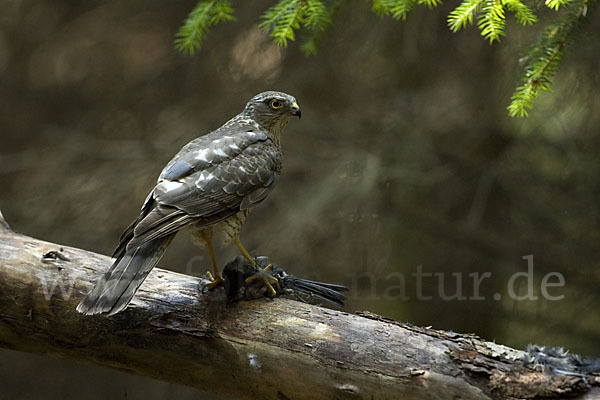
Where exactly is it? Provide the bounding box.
[546,0,573,11]
[503,0,537,25]
[508,0,592,117]
[174,0,235,55]
[478,0,506,43]
[448,0,485,31]
[172,0,597,117]
[300,0,339,55]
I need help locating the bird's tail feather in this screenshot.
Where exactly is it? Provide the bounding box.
[283,276,348,307]
[76,234,175,316]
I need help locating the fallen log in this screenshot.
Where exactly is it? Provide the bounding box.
[0,214,597,399]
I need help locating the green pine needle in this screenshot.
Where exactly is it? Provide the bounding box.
[260,0,336,47]
[448,0,485,32]
[478,0,506,43]
[260,0,302,46]
[174,0,235,55]
[303,0,332,29]
[372,0,397,16]
[417,0,443,9]
[300,35,319,55]
[391,0,419,19]
[508,0,588,117]
[545,0,573,11]
[211,0,236,24]
[373,0,441,20]
[503,0,537,25]
[449,0,537,39]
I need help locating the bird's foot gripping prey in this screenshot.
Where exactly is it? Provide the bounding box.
[76,91,301,316]
[232,237,280,296]
[222,256,349,307]
[243,262,280,296]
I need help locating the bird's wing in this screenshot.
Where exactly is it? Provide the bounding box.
[121,128,282,252]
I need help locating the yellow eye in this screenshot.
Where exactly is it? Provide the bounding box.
[270,99,282,109]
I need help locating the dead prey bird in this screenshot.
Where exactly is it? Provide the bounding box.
[221,256,348,307]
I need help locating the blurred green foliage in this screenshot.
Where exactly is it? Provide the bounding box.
[174,0,236,55]
[0,0,598,399]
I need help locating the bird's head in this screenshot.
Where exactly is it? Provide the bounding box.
[244,91,301,134]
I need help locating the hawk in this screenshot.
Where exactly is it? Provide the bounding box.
[77,91,301,315]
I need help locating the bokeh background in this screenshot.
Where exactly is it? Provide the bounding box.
[1,0,599,398]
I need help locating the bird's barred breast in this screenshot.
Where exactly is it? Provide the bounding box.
[215,209,251,245]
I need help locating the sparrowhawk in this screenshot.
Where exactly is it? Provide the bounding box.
[77,91,301,315]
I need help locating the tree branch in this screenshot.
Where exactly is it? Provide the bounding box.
[0,214,598,399]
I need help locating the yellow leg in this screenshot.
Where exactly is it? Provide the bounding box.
[196,229,223,289]
[233,238,259,267]
[206,238,221,280]
[233,238,280,296]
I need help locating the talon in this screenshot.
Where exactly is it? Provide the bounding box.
[232,238,280,296]
[244,264,280,296]
[263,278,278,296]
[204,270,224,291]
[262,265,281,291]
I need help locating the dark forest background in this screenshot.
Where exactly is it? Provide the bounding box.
[0,0,599,399]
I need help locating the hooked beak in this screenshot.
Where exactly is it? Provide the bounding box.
[291,102,301,119]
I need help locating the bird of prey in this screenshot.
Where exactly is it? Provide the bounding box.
[77,91,301,316]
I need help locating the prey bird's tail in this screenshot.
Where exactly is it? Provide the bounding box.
[76,234,175,316]
[279,276,348,307]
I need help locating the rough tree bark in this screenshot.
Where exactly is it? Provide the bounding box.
[0,213,598,400]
